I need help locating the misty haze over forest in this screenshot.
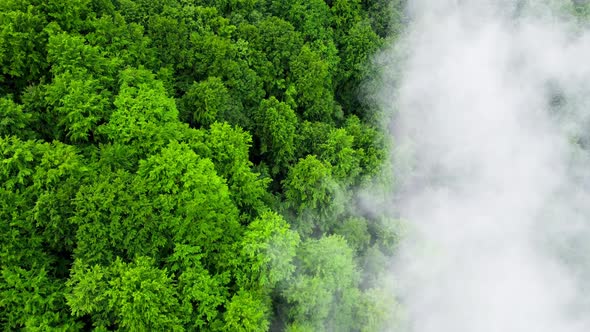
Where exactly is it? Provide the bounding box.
[371,1,590,331]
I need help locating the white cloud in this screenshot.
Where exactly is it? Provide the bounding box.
[372,1,590,331]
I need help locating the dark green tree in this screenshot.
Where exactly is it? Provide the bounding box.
[290,45,336,122]
[255,97,298,177]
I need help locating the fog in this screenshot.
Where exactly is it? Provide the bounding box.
[372,1,590,331]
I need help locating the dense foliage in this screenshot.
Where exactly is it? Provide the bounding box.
[0,0,405,330]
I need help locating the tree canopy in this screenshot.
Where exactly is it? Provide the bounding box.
[0,0,406,330]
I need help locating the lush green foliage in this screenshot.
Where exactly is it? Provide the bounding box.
[0,0,405,330]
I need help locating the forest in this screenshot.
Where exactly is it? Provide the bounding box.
[0,0,407,330]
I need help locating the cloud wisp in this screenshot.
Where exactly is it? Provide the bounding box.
[374,1,590,331]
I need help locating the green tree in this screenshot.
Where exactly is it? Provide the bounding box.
[45,70,111,143]
[0,96,33,138]
[180,76,232,127]
[98,67,183,161]
[46,31,120,82]
[344,115,386,179]
[1,266,82,330]
[0,137,86,330]
[86,12,156,70]
[72,141,241,267]
[283,235,361,331]
[252,17,303,88]
[364,0,405,38]
[0,136,85,259]
[71,169,161,265]
[290,45,335,121]
[295,121,334,159]
[138,141,242,266]
[287,0,333,42]
[0,137,47,270]
[223,290,270,332]
[42,30,122,142]
[318,128,361,183]
[255,97,298,177]
[283,155,345,235]
[67,257,185,331]
[331,0,363,36]
[333,216,371,253]
[203,123,269,217]
[168,244,229,329]
[235,211,300,289]
[0,0,48,90]
[335,19,381,114]
[338,19,381,82]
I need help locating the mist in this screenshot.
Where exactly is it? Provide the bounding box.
[371,1,590,331]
